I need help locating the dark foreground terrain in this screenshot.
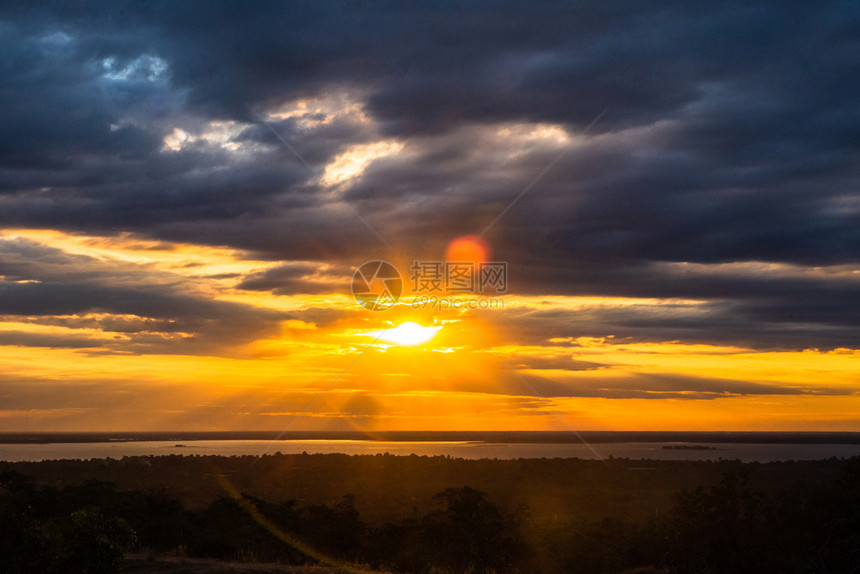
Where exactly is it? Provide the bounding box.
[1,453,858,573]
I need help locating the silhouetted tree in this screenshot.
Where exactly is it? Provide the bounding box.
[47,507,136,574]
[302,493,364,559]
[420,486,526,573]
[0,472,49,574]
[0,474,136,574]
[667,471,768,573]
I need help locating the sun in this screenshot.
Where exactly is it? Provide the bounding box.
[378,322,441,346]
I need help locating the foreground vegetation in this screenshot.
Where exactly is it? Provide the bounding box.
[0,454,858,573]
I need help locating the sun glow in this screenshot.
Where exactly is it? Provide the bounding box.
[376,322,441,346]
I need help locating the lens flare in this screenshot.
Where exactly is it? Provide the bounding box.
[445,235,489,264]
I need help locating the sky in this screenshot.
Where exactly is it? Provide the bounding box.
[1,1,859,432]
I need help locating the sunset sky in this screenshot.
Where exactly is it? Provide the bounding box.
[1,2,859,432]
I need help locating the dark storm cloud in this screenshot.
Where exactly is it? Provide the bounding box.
[476,297,860,352]
[0,280,285,354]
[505,354,605,372]
[237,261,352,295]
[516,257,860,350]
[497,370,855,401]
[434,365,852,401]
[1,1,859,349]
[0,331,103,349]
[0,237,285,354]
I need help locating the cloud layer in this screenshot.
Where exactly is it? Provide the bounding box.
[1,2,859,429]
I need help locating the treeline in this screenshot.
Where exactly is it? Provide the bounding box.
[1,457,858,573]
[6,453,848,526]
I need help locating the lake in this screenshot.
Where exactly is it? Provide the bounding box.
[1,439,858,463]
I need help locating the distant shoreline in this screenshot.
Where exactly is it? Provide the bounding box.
[2,430,859,444]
